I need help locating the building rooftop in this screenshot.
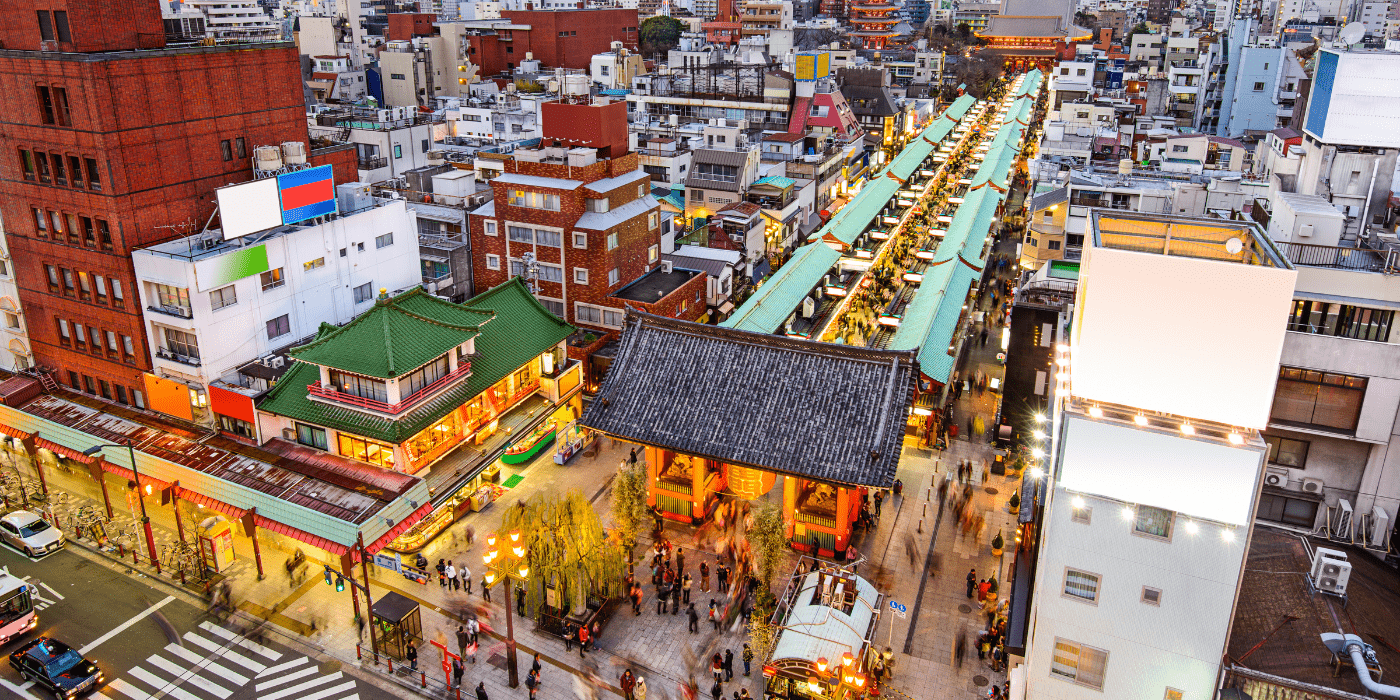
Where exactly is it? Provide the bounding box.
[1225,527,1400,696]
[1091,211,1289,267]
[610,267,702,303]
[138,197,401,263]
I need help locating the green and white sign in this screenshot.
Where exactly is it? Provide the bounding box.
[193,244,270,291]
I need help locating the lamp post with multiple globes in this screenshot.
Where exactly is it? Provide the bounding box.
[482,530,530,688]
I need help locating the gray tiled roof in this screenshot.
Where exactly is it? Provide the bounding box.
[581,311,918,487]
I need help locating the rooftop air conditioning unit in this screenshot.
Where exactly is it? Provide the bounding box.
[1264,467,1288,488]
[661,259,674,273]
[1301,477,1325,495]
[259,354,277,367]
[1371,506,1392,549]
[282,428,297,441]
[1311,547,1351,595]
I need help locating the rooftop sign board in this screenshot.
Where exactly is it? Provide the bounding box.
[215,165,339,240]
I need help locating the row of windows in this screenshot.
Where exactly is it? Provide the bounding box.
[43,264,125,308]
[1271,366,1367,433]
[575,302,624,329]
[220,137,249,163]
[32,207,113,250]
[19,150,102,192]
[1286,299,1394,342]
[66,371,145,411]
[507,226,562,247]
[292,422,397,469]
[55,317,137,365]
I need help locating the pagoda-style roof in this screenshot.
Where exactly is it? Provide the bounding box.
[581,311,918,488]
[290,287,491,379]
[260,278,575,444]
[977,15,1091,39]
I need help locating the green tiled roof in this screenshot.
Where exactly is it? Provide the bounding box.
[258,278,576,444]
[290,288,492,378]
[724,242,842,333]
[752,176,797,189]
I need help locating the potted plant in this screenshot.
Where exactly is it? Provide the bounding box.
[991,531,1004,557]
[1007,491,1020,512]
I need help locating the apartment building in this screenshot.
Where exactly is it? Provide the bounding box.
[308,105,443,181]
[182,0,284,41]
[0,0,349,412]
[0,217,31,373]
[469,99,684,334]
[1020,211,1297,700]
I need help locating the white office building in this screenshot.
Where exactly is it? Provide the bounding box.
[1018,211,1297,699]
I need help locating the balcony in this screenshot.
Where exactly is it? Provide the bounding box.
[156,347,201,367]
[358,156,388,170]
[148,304,193,319]
[1276,241,1400,274]
[307,361,472,416]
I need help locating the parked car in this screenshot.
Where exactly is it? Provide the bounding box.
[9,637,103,698]
[0,511,64,558]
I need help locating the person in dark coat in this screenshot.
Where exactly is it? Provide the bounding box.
[723,649,734,681]
[406,641,418,670]
[452,657,464,688]
[966,568,977,599]
[476,681,489,700]
[687,603,700,633]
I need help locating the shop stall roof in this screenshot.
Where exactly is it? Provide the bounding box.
[771,571,880,666]
[583,311,917,488]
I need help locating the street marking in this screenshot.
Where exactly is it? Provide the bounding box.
[183,632,267,674]
[108,679,152,700]
[145,655,232,699]
[80,596,177,655]
[199,621,282,660]
[128,667,204,700]
[261,671,344,700]
[255,657,309,678]
[38,581,64,600]
[254,665,318,691]
[288,680,358,700]
[92,692,117,700]
[165,643,250,685]
[0,678,41,700]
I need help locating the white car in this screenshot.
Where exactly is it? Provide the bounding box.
[0,511,64,557]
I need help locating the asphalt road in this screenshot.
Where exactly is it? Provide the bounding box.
[0,542,400,700]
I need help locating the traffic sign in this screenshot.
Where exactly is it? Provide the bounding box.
[889,600,907,618]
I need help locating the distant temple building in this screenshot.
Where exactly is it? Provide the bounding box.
[976,0,1091,70]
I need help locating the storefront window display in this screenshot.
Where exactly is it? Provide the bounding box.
[338,433,396,469]
[407,412,461,465]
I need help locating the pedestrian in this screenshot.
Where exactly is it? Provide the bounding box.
[980,327,988,347]
[564,622,575,652]
[742,644,753,676]
[437,559,447,588]
[621,669,637,700]
[445,561,458,591]
[629,447,638,465]
[531,653,542,677]
[657,581,671,614]
[682,572,693,604]
[467,637,478,664]
[406,641,418,671]
[882,647,895,680]
[456,624,469,659]
[469,615,480,645]
[577,622,590,656]
[688,603,699,633]
[635,677,648,700]
[631,584,643,615]
[717,564,729,593]
[482,577,492,602]
[672,580,681,614]
[525,668,539,700]
[711,653,723,683]
[874,490,883,516]
[723,649,734,681]
[517,585,527,617]
[711,680,723,700]
[991,643,1005,672]
[709,600,720,630]
[966,568,977,599]
[476,681,489,700]
[452,657,464,688]
[676,548,686,576]
[461,564,471,594]
[700,562,710,592]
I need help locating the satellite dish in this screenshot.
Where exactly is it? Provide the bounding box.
[1338,22,1366,46]
[1225,237,1244,254]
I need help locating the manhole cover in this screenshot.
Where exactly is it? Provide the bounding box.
[973,675,989,687]
[984,487,999,496]
[959,604,973,613]
[486,654,508,671]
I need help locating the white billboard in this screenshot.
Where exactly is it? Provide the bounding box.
[215,178,283,240]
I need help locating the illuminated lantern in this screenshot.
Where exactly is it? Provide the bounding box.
[726,464,777,500]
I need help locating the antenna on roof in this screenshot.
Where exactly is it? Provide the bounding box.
[1337,22,1365,49]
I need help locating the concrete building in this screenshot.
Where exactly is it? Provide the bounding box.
[308,106,444,181]
[1018,211,1296,700]
[130,197,422,432]
[181,0,284,41]
[1050,61,1095,107]
[0,215,32,373]
[590,45,646,89]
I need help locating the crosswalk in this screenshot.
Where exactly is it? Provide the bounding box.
[96,621,359,700]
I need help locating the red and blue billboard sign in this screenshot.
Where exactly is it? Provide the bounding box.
[277,165,338,224]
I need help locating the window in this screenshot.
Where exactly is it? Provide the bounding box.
[56,319,70,344]
[1048,240,1062,251]
[73,323,86,347]
[36,153,51,183]
[218,415,256,440]
[393,144,403,159]
[304,257,326,271]
[209,285,238,310]
[86,158,101,192]
[77,271,91,299]
[1271,368,1367,433]
[535,230,561,247]
[1133,505,1174,540]
[94,275,106,302]
[220,140,233,162]
[235,137,247,159]
[111,279,123,307]
[390,73,407,80]
[1253,81,1265,91]
[1051,639,1108,690]
[648,212,658,229]
[295,423,329,450]
[375,232,394,249]
[50,153,66,186]
[586,198,610,213]
[507,190,560,211]
[60,268,74,295]
[607,233,619,251]
[67,371,79,389]
[574,268,589,285]
[260,268,285,290]
[266,314,291,339]
[353,282,374,304]
[4,313,18,330]
[115,385,128,405]
[1063,569,1100,603]
[97,219,112,250]
[1264,435,1309,468]
[401,356,450,397]
[1143,587,1163,606]
[164,328,199,360]
[421,139,429,153]
[1072,503,1091,524]
[539,298,565,317]
[486,254,500,270]
[68,155,82,188]
[105,330,117,354]
[37,11,53,41]
[53,11,70,42]
[573,232,588,249]
[575,303,624,328]
[122,335,135,359]
[484,221,497,236]
[608,268,620,286]
[337,433,395,468]
[153,283,190,314]
[98,380,111,400]
[1076,68,1087,76]
[80,217,95,248]
[537,264,563,283]
[19,150,34,181]
[83,375,96,395]
[1257,492,1320,528]
[691,189,704,202]
[1172,144,1189,153]
[649,245,659,264]
[639,184,647,197]
[330,370,388,403]
[1287,300,1393,341]
[508,226,534,243]
[37,86,67,126]
[33,209,48,238]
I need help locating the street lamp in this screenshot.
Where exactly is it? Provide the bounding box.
[483,529,530,688]
[83,440,160,575]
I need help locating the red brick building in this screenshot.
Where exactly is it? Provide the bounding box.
[0,1,343,409]
[463,9,639,77]
[470,99,706,335]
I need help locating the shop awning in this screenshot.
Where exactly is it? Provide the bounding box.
[261,518,349,557]
[0,423,32,440]
[36,437,92,464]
[364,501,433,556]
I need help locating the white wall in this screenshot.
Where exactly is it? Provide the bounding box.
[134,201,422,388]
